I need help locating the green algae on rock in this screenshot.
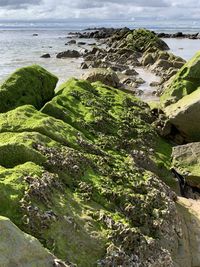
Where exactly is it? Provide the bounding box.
[164,87,200,142]
[0,69,183,266]
[0,65,58,113]
[109,28,169,52]
[161,51,200,107]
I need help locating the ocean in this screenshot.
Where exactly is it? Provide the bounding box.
[0,20,200,85]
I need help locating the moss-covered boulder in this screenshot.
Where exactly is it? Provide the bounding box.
[164,88,200,142]
[0,71,185,266]
[161,51,200,107]
[0,65,58,113]
[172,142,200,188]
[126,29,169,52]
[0,216,66,267]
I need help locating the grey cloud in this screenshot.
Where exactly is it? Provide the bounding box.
[0,0,42,8]
[68,0,170,9]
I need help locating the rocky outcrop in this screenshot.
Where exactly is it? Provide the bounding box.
[2,59,200,266]
[107,28,169,52]
[82,68,120,87]
[157,32,199,39]
[56,50,81,58]
[0,66,185,266]
[141,50,186,88]
[0,216,67,267]
[0,65,58,113]
[160,51,200,107]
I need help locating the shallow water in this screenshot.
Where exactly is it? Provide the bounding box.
[135,67,160,102]
[0,29,93,85]
[164,38,200,60]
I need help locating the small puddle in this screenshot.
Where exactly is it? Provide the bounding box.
[135,67,160,102]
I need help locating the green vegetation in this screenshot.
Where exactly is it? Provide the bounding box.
[0,70,176,265]
[161,51,200,106]
[0,65,58,113]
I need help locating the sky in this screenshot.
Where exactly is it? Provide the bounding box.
[0,0,199,21]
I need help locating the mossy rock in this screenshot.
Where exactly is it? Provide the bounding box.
[0,70,180,266]
[0,65,58,113]
[125,29,169,52]
[165,87,200,142]
[161,51,200,107]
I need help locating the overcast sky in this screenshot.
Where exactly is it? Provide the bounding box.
[0,0,199,21]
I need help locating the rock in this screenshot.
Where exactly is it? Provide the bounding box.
[160,51,200,107]
[135,77,145,85]
[1,65,198,267]
[41,53,51,58]
[0,65,58,113]
[77,42,86,45]
[33,33,38,36]
[174,32,184,38]
[141,53,155,66]
[173,61,185,69]
[164,87,200,142]
[172,142,200,188]
[0,216,66,267]
[151,59,173,71]
[82,68,120,87]
[176,197,200,266]
[56,50,81,58]
[80,62,88,69]
[121,68,138,76]
[67,39,76,45]
[150,81,160,87]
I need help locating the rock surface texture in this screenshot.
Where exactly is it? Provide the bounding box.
[0,216,67,267]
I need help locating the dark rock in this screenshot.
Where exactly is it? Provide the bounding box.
[67,39,76,45]
[78,42,86,45]
[56,50,81,58]
[80,62,88,69]
[41,53,51,58]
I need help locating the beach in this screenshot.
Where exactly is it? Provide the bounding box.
[1,21,200,86]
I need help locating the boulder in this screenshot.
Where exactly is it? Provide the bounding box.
[56,50,81,58]
[141,53,155,66]
[0,65,58,113]
[82,68,120,87]
[165,88,200,142]
[0,216,67,267]
[172,142,200,188]
[151,59,173,71]
[161,51,200,107]
[67,39,76,45]
[121,68,138,76]
[41,53,51,58]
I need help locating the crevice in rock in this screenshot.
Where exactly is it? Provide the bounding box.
[171,168,200,199]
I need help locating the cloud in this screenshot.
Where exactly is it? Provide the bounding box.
[0,0,42,9]
[0,0,199,21]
